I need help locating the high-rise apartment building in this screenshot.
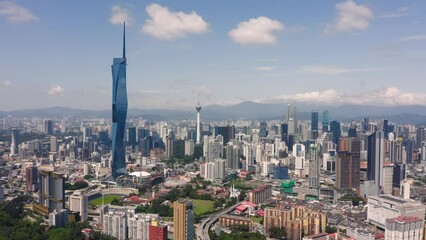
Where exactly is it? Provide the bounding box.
[184,140,194,156]
[335,138,361,191]
[111,24,128,179]
[26,166,39,192]
[385,216,424,240]
[149,220,168,240]
[308,144,320,191]
[103,211,127,240]
[173,200,195,240]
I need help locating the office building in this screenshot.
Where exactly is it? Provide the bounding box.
[49,209,68,227]
[165,135,174,159]
[367,195,425,229]
[38,169,65,212]
[311,111,319,139]
[416,127,425,149]
[26,166,39,192]
[385,216,424,240]
[127,127,137,147]
[393,163,406,189]
[173,200,195,240]
[111,24,128,179]
[214,125,235,146]
[322,110,329,133]
[68,192,88,221]
[330,121,341,148]
[226,142,240,170]
[366,131,386,195]
[286,104,298,135]
[273,164,289,179]
[44,119,54,135]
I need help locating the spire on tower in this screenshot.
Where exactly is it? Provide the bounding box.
[123,22,126,59]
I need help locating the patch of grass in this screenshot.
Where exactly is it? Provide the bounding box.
[191,199,215,216]
[89,194,124,206]
[250,216,262,223]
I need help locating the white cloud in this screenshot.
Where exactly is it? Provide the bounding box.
[48,84,64,95]
[110,5,133,26]
[397,35,426,42]
[325,0,373,33]
[300,65,378,75]
[1,81,11,87]
[142,3,209,41]
[0,1,38,23]
[229,16,284,45]
[379,7,410,19]
[262,87,426,106]
[255,66,276,71]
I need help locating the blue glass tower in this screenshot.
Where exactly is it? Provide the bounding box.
[111,23,128,178]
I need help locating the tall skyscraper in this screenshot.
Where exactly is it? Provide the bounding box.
[367,131,386,195]
[196,96,202,144]
[330,121,341,148]
[285,104,297,135]
[44,120,54,135]
[322,110,329,133]
[173,200,195,240]
[308,144,320,192]
[111,23,128,179]
[127,127,137,147]
[10,129,18,155]
[26,166,39,192]
[335,138,360,191]
[311,111,318,139]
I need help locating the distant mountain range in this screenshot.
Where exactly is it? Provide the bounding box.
[1,101,426,124]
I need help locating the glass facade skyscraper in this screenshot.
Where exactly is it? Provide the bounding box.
[111,24,128,179]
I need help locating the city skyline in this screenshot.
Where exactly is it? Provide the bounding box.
[1,0,426,111]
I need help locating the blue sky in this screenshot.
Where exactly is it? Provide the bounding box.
[0,0,425,110]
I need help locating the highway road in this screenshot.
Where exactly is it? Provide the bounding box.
[196,202,241,240]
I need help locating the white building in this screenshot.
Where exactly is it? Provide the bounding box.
[68,192,88,220]
[367,195,426,228]
[128,214,158,240]
[203,136,223,162]
[383,163,394,194]
[103,211,127,240]
[184,140,194,156]
[385,216,424,240]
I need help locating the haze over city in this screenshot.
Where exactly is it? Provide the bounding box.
[1,0,426,110]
